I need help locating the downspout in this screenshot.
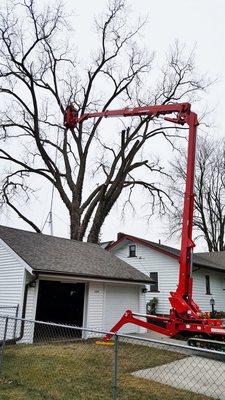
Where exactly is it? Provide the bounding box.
[17,273,39,341]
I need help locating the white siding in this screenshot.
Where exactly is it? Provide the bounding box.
[139,289,147,333]
[85,281,144,336]
[112,241,179,315]
[0,239,25,316]
[0,240,39,343]
[193,269,225,312]
[111,241,225,314]
[24,277,39,321]
[104,284,140,334]
[86,282,104,333]
[0,239,27,341]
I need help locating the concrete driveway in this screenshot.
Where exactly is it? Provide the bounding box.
[132,356,225,399]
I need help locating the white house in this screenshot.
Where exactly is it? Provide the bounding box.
[107,233,225,315]
[0,226,151,343]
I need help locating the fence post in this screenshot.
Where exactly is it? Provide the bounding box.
[0,317,9,375]
[13,305,19,340]
[112,334,119,400]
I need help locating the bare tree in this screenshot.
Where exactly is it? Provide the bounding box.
[0,0,208,242]
[168,137,225,251]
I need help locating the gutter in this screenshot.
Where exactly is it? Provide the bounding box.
[36,270,152,285]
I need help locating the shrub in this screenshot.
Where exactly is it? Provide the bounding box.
[146,297,158,315]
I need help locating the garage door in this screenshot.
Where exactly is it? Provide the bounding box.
[104,284,139,334]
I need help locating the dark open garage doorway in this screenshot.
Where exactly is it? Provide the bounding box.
[35,281,85,340]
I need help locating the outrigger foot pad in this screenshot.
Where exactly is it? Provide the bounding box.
[95,341,114,346]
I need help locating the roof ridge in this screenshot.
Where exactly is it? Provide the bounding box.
[0,225,100,247]
[0,225,152,284]
[117,232,180,250]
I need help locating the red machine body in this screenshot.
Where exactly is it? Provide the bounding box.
[64,102,225,341]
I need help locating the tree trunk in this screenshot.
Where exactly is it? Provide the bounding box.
[87,202,108,243]
[70,199,81,240]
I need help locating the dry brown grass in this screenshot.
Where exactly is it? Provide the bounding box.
[0,340,213,400]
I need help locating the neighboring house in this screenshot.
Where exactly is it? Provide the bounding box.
[0,226,152,343]
[106,233,225,315]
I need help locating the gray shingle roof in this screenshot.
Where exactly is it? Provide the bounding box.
[0,225,152,284]
[194,251,225,272]
[108,233,225,273]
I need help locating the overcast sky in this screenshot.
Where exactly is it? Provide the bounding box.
[71,0,225,250]
[1,0,224,251]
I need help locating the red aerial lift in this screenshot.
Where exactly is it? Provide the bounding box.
[64,102,225,349]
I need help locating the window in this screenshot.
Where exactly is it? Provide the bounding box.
[205,275,211,295]
[150,272,159,292]
[129,244,136,257]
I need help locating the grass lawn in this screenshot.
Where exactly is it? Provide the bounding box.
[0,340,213,400]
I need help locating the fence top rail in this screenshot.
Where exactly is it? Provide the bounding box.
[0,314,113,336]
[118,332,225,357]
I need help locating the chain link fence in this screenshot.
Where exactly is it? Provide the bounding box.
[117,334,225,400]
[0,315,225,400]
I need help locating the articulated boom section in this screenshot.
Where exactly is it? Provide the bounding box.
[64,102,225,345]
[64,102,192,128]
[102,310,225,343]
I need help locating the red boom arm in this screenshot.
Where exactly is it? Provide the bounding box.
[64,102,224,340]
[65,102,191,127]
